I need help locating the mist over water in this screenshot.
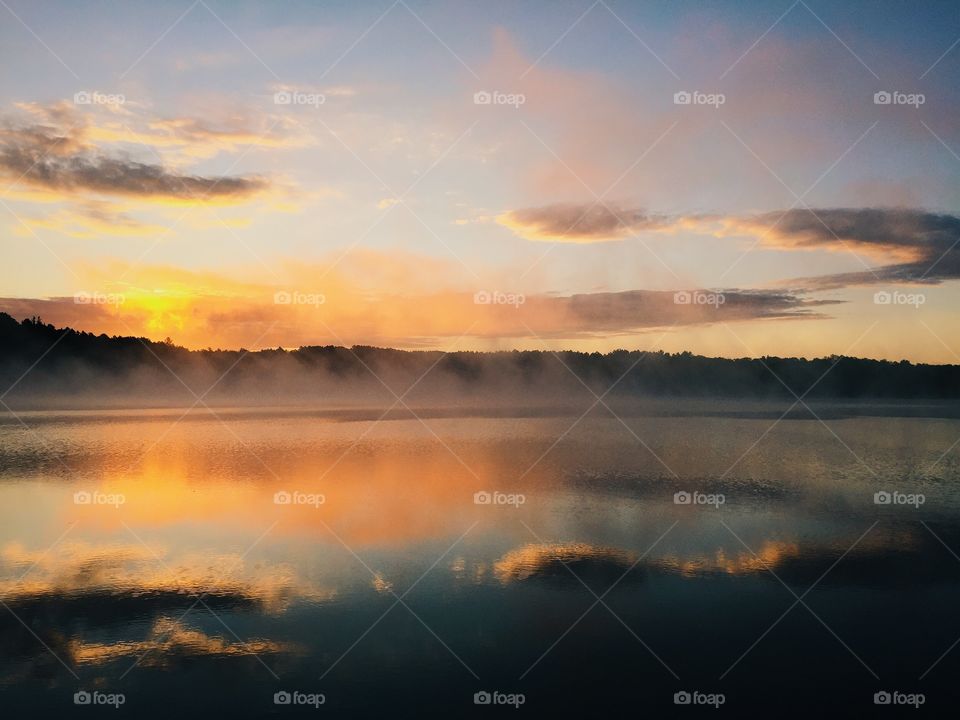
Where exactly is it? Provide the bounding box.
[2,407,960,715]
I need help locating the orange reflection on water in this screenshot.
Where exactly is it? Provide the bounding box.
[0,540,336,613]
[493,543,637,583]
[69,618,298,666]
[62,443,513,548]
[657,540,803,577]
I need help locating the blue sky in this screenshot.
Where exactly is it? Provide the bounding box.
[1,0,959,360]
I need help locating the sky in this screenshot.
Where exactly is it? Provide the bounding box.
[1,0,960,362]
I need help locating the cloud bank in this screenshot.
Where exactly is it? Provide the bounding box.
[500,203,960,287]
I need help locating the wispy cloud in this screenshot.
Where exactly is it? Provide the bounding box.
[728,208,960,287]
[496,203,679,242]
[0,103,271,204]
[499,203,960,289]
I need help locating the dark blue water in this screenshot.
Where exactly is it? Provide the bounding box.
[1,405,958,716]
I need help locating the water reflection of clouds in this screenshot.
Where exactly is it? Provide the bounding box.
[656,540,803,577]
[0,540,337,614]
[69,617,298,666]
[492,543,638,584]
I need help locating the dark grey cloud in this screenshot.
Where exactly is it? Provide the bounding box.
[0,115,268,202]
[498,202,676,241]
[502,203,960,288]
[748,208,960,288]
[535,288,835,337]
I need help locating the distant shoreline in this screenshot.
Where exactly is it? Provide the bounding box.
[3,313,959,406]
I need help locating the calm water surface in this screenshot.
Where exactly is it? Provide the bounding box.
[2,405,960,716]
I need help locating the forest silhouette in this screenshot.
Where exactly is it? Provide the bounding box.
[2,312,958,406]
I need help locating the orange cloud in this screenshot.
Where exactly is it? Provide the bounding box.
[13,201,168,238]
[0,251,829,350]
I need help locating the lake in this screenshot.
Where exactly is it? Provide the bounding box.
[1,404,959,715]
